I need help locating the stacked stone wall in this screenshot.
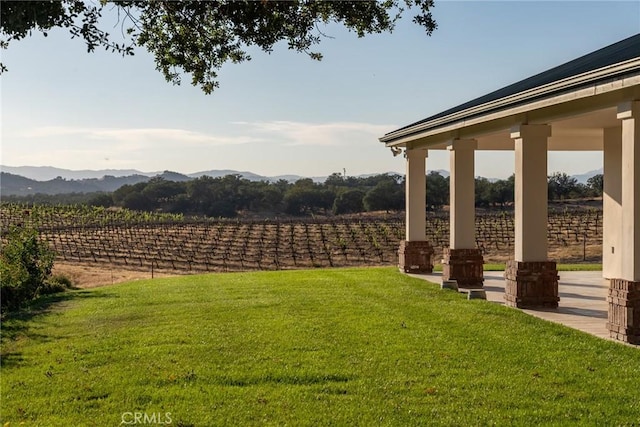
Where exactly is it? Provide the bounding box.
[607,279,640,344]
[442,248,484,289]
[504,261,559,308]
[398,241,434,273]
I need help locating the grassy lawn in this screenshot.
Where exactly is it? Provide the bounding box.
[1,267,638,426]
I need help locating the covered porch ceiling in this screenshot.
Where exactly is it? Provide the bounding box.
[429,106,619,151]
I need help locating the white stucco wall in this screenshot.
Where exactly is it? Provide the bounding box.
[603,126,622,279]
[405,149,427,242]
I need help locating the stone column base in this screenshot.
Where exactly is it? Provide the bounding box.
[442,248,484,289]
[398,241,434,274]
[504,261,559,308]
[607,279,640,345]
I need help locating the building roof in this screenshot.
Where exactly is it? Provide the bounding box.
[382,33,640,143]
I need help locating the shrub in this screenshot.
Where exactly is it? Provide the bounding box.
[0,226,56,312]
[40,274,74,295]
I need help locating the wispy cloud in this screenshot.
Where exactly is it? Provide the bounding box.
[20,122,396,148]
[21,126,261,146]
[233,120,396,146]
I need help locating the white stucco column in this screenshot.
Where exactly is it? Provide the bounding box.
[448,139,477,249]
[442,139,484,288]
[617,101,640,281]
[603,126,622,279]
[405,148,427,241]
[511,124,551,262]
[505,124,557,308]
[607,102,640,344]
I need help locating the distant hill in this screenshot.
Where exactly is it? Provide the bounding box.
[0,168,310,196]
[0,172,151,196]
[2,165,312,184]
[0,173,36,195]
[0,165,156,181]
[187,169,281,182]
[0,167,411,196]
[159,171,192,182]
[0,164,601,196]
[571,168,603,184]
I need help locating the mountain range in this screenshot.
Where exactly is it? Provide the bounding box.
[0,165,321,183]
[0,166,403,196]
[0,165,602,197]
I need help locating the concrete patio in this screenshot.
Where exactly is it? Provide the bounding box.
[411,270,637,345]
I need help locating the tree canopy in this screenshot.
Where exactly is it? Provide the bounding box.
[1,0,436,94]
[3,170,604,217]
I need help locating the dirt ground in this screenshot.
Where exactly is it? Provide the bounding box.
[53,242,602,289]
[52,262,182,289]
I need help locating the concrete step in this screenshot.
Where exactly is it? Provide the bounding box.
[459,288,487,300]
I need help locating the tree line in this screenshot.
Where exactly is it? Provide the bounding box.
[3,172,603,218]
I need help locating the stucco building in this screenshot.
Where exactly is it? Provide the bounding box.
[379,34,640,344]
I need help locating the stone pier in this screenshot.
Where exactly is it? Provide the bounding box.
[504,261,559,308]
[607,280,640,345]
[442,248,484,289]
[399,241,434,274]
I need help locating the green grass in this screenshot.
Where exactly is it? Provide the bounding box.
[556,263,602,271]
[1,267,637,426]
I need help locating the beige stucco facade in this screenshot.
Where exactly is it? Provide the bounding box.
[448,139,476,250]
[405,148,427,242]
[603,126,622,279]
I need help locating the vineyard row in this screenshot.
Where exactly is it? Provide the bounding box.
[17,210,604,273]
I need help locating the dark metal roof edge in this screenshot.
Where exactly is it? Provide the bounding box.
[383,66,640,144]
[383,33,640,141]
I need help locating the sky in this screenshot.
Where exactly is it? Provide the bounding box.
[1,1,639,180]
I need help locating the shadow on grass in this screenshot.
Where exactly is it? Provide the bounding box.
[0,289,115,368]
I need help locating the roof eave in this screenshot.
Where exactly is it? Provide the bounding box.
[379,58,640,147]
